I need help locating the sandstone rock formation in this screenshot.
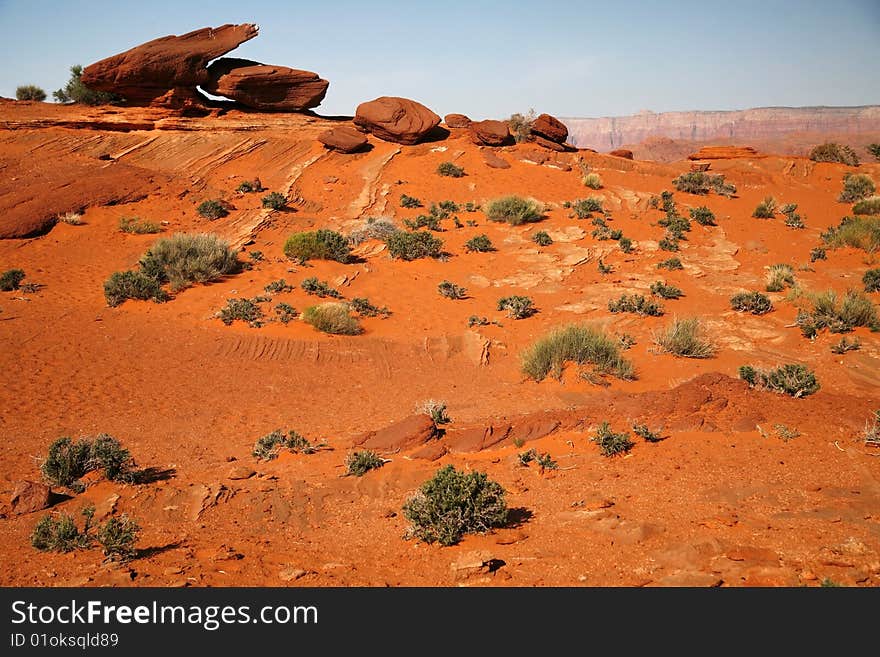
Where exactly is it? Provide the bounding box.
[469,119,512,146]
[352,414,438,451]
[609,148,634,159]
[444,113,471,128]
[10,481,52,515]
[319,126,368,153]
[81,24,259,107]
[353,96,440,145]
[532,135,567,152]
[531,113,568,143]
[688,145,762,160]
[482,151,511,169]
[204,58,328,111]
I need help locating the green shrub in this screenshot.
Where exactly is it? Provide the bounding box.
[822,215,880,252]
[302,303,361,335]
[350,297,390,317]
[650,281,683,299]
[508,109,535,142]
[139,233,237,291]
[260,192,286,210]
[752,196,777,219]
[657,257,683,271]
[779,203,804,228]
[348,218,398,246]
[730,291,773,315]
[218,298,265,327]
[96,515,140,561]
[659,234,680,252]
[690,206,716,226]
[795,289,879,337]
[654,318,715,358]
[103,270,168,307]
[437,161,465,178]
[386,230,443,260]
[864,268,880,293]
[571,197,603,218]
[597,258,613,274]
[672,172,736,196]
[434,200,460,216]
[16,85,46,101]
[41,435,133,489]
[592,422,634,457]
[118,216,162,234]
[765,263,795,292]
[400,194,422,208]
[619,236,634,253]
[498,295,536,319]
[300,277,341,299]
[275,302,297,324]
[403,465,508,546]
[417,399,450,425]
[53,65,120,105]
[31,508,93,553]
[89,435,133,482]
[869,144,880,161]
[839,173,876,203]
[739,363,819,397]
[831,336,860,354]
[434,280,465,300]
[0,269,26,291]
[345,450,385,476]
[236,179,262,193]
[464,235,496,254]
[592,225,623,241]
[632,424,663,443]
[283,229,351,264]
[253,429,320,460]
[582,173,603,189]
[809,142,859,166]
[810,247,827,262]
[196,199,228,220]
[608,293,663,316]
[264,279,293,294]
[853,196,880,215]
[517,449,558,471]
[533,230,553,246]
[658,213,691,234]
[521,324,635,381]
[485,196,543,225]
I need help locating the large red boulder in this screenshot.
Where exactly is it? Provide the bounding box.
[318,126,368,153]
[204,58,328,111]
[531,113,568,144]
[353,96,440,145]
[81,24,259,106]
[469,119,512,146]
[444,113,472,128]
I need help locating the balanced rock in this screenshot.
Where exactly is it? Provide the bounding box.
[531,113,568,144]
[609,148,634,159]
[81,24,259,106]
[469,119,512,147]
[319,126,368,153]
[444,113,472,128]
[353,96,440,145]
[204,58,328,111]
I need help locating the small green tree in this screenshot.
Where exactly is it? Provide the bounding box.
[16,85,46,101]
[53,65,120,105]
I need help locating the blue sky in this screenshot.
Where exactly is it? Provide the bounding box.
[1,0,878,119]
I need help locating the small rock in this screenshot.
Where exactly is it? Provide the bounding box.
[279,567,308,582]
[450,550,505,579]
[495,529,528,545]
[227,465,255,480]
[10,480,52,515]
[483,151,511,169]
[163,567,184,576]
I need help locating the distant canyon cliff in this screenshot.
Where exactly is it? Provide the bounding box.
[562,106,880,160]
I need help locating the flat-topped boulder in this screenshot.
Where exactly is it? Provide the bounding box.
[469,119,512,146]
[318,126,368,153]
[204,58,328,111]
[353,96,440,145]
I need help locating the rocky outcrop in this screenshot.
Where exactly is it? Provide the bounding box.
[609,148,634,159]
[445,113,471,128]
[352,414,438,451]
[531,113,568,143]
[10,481,52,515]
[204,58,328,111]
[353,96,440,145]
[318,126,368,153]
[469,119,512,146]
[688,145,762,160]
[532,135,567,152]
[81,24,259,107]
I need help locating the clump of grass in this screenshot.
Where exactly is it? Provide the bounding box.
[284,229,352,264]
[485,196,543,225]
[650,281,683,299]
[765,263,796,292]
[31,507,93,553]
[752,196,777,219]
[521,324,635,381]
[103,270,168,307]
[821,215,880,253]
[41,435,133,490]
[632,424,664,442]
[253,429,320,460]
[730,291,773,315]
[218,298,264,327]
[689,206,716,226]
[779,203,805,228]
[657,257,683,271]
[853,196,880,215]
[533,230,553,246]
[345,450,385,476]
[794,289,879,337]
[465,234,494,252]
[438,281,467,300]
[402,465,508,546]
[831,336,861,354]
[864,268,880,293]
[517,449,558,471]
[838,173,875,203]
[249,251,264,262]
[582,173,603,189]
[672,172,736,196]
[809,142,859,166]
[592,422,634,457]
[571,198,604,218]
[497,295,536,319]
[0,269,26,291]
[400,194,422,208]
[300,277,342,299]
[350,297,390,318]
[261,192,287,210]
[139,233,238,291]
[437,161,465,178]
[810,247,827,262]
[302,303,361,335]
[385,230,443,260]
[119,216,162,234]
[275,302,297,324]
[264,279,294,294]
[608,293,663,316]
[654,318,715,358]
[196,199,228,220]
[738,363,819,397]
[592,225,623,241]
[236,179,262,193]
[404,214,442,232]
[348,218,398,246]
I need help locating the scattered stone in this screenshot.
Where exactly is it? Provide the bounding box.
[353,414,438,451]
[483,150,511,169]
[318,126,368,153]
[279,567,308,582]
[495,530,528,545]
[227,465,255,480]
[532,135,566,152]
[450,550,505,579]
[608,148,634,159]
